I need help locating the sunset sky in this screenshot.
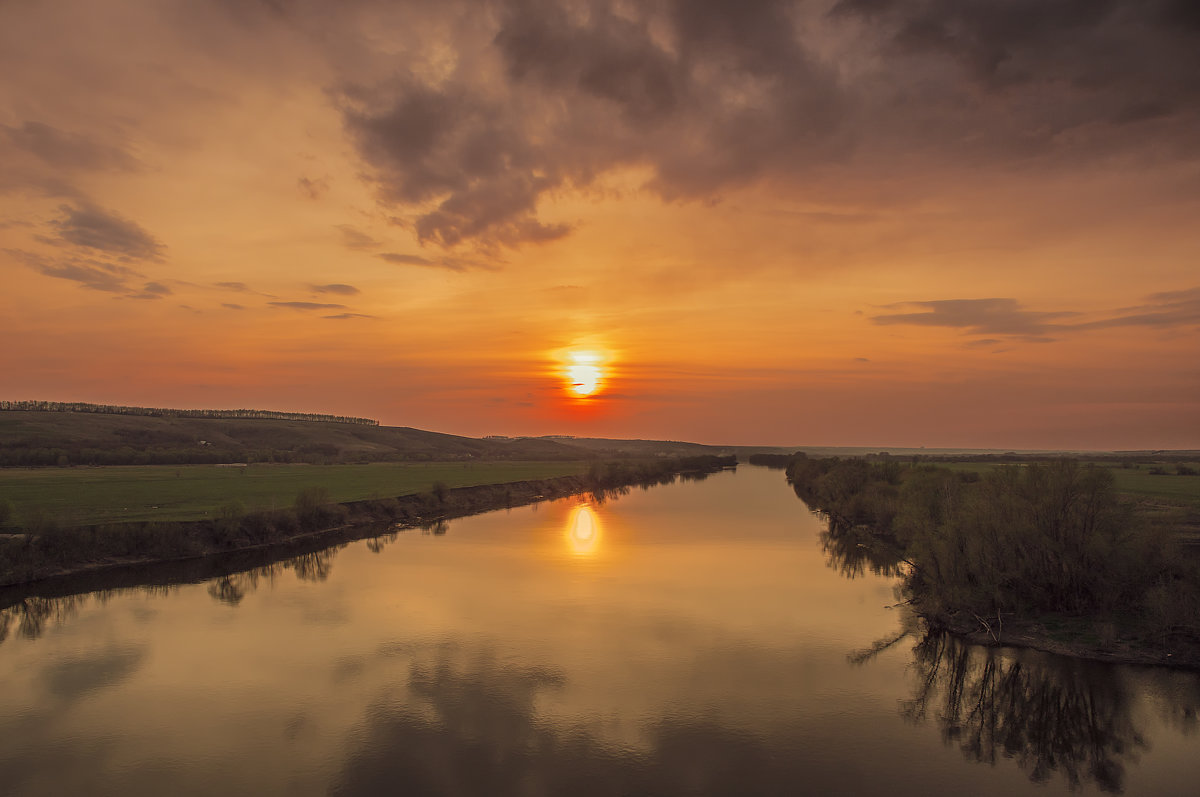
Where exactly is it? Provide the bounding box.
[2,0,1197,449]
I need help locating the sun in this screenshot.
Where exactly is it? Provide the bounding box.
[564,350,606,397]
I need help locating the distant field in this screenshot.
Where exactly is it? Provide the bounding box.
[0,461,590,527]
[939,461,1200,507]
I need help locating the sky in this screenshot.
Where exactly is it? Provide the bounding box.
[1,0,1198,449]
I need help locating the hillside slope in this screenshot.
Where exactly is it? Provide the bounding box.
[0,411,589,465]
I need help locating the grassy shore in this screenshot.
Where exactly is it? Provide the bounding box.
[0,461,591,527]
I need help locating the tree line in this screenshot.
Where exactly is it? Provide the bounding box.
[785,455,1200,655]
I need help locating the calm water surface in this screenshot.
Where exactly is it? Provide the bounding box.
[2,466,1197,795]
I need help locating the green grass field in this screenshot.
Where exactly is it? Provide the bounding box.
[939,461,1200,507]
[0,461,591,527]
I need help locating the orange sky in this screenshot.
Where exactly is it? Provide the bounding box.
[2,0,1197,449]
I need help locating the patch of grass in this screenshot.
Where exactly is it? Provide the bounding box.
[0,461,591,527]
[940,461,1200,507]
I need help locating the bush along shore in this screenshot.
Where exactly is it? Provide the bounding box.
[0,455,735,587]
[785,455,1200,668]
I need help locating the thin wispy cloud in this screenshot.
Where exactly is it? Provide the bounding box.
[9,248,141,294]
[268,301,346,311]
[310,283,360,295]
[377,252,494,271]
[336,225,379,251]
[2,121,139,172]
[871,298,1075,337]
[873,289,1200,340]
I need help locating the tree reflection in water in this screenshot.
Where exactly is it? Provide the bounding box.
[206,545,346,605]
[826,504,1170,794]
[819,516,906,580]
[0,546,350,636]
[903,631,1151,793]
[0,587,175,645]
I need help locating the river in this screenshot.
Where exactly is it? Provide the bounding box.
[1,465,1196,795]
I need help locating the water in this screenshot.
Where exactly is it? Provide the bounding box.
[1,466,1197,795]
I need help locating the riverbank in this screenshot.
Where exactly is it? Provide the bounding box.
[0,455,735,589]
[788,456,1200,670]
[916,604,1200,670]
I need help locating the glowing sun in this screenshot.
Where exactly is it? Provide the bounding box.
[564,350,605,397]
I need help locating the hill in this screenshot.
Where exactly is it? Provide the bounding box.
[0,411,590,466]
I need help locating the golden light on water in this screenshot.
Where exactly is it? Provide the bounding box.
[565,504,602,556]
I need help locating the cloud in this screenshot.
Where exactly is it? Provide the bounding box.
[376,252,493,271]
[873,288,1200,340]
[221,302,245,310]
[268,301,347,310]
[142,281,171,295]
[9,248,140,293]
[213,281,275,298]
[49,203,164,261]
[128,281,173,300]
[298,175,329,199]
[337,225,379,250]
[1074,286,1200,330]
[0,121,139,198]
[872,298,1074,336]
[310,283,360,295]
[2,121,140,172]
[320,0,1199,251]
[378,252,433,266]
[324,312,374,320]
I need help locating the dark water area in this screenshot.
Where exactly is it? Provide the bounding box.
[1,466,1197,795]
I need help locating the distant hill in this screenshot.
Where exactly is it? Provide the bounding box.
[0,400,378,425]
[0,411,590,466]
[542,436,733,458]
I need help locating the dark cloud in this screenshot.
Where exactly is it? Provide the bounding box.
[324,312,374,319]
[310,283,360,295]
[221,302,245,310]
[325,0,1199,251]
[49,203,164,261]
[269,301,347,310]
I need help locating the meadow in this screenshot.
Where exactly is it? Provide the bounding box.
[0,461,591,527]
[937,461,1200,507]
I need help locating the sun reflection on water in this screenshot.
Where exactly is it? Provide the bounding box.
[565,504,602,556]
